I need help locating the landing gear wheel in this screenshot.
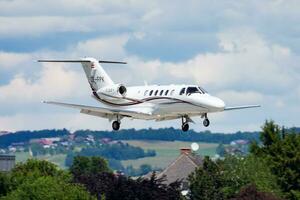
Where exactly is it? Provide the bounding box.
[112,121,120,131]
[203,118,210,127]
[182,123,189,132]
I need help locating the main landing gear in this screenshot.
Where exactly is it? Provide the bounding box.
[112,121,120,131]
[202,113,210,127]
[112,115,121,131]
[181,116,189,132]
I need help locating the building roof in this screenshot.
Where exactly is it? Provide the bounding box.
[156,148,203,185]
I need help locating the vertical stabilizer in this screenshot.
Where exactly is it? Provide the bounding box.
[80,57,114,92]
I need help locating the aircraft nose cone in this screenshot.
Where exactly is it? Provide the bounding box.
[215,98,225,109]
[210,97,225,110]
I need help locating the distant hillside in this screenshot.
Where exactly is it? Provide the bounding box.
[0,127,298,148]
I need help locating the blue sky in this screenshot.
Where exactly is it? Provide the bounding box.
[0,0,299,132]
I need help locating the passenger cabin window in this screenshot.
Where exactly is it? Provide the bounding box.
[160,90,164,96]
[144,90,148,96]
[186,87,201,95]
[179,88,186,95]
[149,90,153,96]
[170,89,175,96]
[154,90,159,96]
[165,90,169,96]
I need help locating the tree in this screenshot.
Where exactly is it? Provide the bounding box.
[70,156,111,181]
[9,159,70,190]
[188,156,225,200]
[221,156,282,198]
[0,172,10,197]
[2,176,95,200]
[73,170,182,200]
[250,121,300,199]
[230,185,282,200]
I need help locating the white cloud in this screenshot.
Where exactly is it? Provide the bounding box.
[0,64,86,104]
[0,52,32,70]
[216,90,264,106]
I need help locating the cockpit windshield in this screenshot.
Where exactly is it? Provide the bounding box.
[186,86,207,95]
[186,87,202,95]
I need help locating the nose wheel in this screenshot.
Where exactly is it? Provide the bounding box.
[112,121,120,131]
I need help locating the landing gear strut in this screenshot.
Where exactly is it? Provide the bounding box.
[203,114,210,127]
[181,116,189,132]
[112,121,120,131]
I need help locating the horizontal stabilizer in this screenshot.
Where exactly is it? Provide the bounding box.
[224,105,261,111]
[37,59,127,64]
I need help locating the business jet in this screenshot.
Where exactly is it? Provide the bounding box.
[38,57,260,132]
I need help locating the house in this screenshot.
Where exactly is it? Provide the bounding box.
[0,131,11,136]
[0,154,15,172]
[148,148,203,190]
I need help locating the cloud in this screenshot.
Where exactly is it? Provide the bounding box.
[0,64,86,105]
[0,52,32,70]
[0,0,300,132]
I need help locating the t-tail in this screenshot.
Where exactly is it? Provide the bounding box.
[38,58,126,92]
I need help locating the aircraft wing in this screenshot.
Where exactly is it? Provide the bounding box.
[224,105,261,111]
[43,101,154,119]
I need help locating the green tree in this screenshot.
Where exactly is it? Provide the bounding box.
[230,185,282,200]
[188,156,224,200]
[2,176,95,200]
[250,120,300,199]
[70,156,111,180]
[221,156,282,198]
[0,172,10,197]
[9,159,69,189]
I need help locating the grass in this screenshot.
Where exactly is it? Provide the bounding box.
[14,140,218,170]
[121,140,217,169]
[15,152,67,169]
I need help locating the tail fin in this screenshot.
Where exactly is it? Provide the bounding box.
[38,58,126,92]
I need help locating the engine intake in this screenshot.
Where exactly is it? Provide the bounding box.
[118,85,127,96]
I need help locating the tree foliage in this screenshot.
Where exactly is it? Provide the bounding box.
[2,176,95,200]
[188,157,225,200]
[73,171,182,200]
[250,120,300,199]
[230,185,282,200]
[70,156,111,181]
[0,159,95,200]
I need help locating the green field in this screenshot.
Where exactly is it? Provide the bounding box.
[15,140,217,170]
[15,152,67,169]
[121,140,218,169]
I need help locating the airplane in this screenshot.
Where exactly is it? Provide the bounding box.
[38,57,260,132]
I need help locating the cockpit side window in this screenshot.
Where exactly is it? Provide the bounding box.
[179,88,186,95]
[186,87,201,95]
[198,87,207,94]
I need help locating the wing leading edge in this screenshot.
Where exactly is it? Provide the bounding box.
[43,101,154,119]
[224,105,261,111]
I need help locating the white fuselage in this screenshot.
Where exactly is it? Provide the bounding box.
[93,84,225,121]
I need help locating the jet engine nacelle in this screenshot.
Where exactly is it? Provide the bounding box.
[98,84,127,98]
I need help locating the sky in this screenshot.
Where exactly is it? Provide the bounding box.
[0,0,299,132]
